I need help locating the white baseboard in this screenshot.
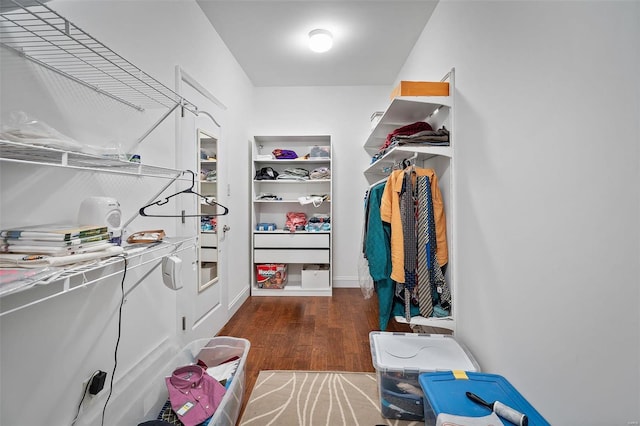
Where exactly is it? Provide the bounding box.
[332,276,359,288]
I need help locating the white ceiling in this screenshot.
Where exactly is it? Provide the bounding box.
[196,1,438,87]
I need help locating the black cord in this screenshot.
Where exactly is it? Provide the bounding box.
[71,369,101,426]
[101,255,128,426]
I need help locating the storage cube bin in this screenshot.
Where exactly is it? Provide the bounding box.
[308,145,331,158]
[369,332,479,421]
[419,371,550,426]
[135,337,250,426]
[301,264,329,288]
[201,262,217,283]
[390,81,450,99]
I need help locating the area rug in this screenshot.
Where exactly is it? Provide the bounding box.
[239,370,423,426]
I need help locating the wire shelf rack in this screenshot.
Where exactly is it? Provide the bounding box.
[0,139,186,179]
[0,0,196,112]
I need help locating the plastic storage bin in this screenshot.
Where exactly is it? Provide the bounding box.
[144,337,250,426]
[419,371,550,426]
[301,264,330,288]
[369,332,479,421]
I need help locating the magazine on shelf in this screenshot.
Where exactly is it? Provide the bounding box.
[3,233,110,246]
[0,223,108,241]
[0,241,114,257]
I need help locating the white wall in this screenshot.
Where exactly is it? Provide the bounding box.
[251,85,390,286]
[0,1,253,424]
[50,0,255,318]
[394,1,640,425]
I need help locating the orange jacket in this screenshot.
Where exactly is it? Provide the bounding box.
[380,168,448,283]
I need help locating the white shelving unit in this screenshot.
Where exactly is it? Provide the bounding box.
[0,0,198,314]
[364,69,457,332]
[198,133,219,290]
[251,135,332,296]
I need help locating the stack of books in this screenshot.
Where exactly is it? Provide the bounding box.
[0,223,113,257]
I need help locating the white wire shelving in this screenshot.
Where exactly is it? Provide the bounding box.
[0,0,196,113]
[0,237,197,317]
[0,139,186,179]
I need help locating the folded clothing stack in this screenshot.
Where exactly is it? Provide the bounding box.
[285,212,307,231]
[254,167,278,180]
[277,167,309,181]
[306,214,330,231]
[272,149,298,159]
[310,167,330,180]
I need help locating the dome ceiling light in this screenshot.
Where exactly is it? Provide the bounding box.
[308,29,333,53]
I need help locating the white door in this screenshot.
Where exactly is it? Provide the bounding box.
[175,67,229,343]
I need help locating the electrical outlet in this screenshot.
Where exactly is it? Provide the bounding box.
[80,379,96,401]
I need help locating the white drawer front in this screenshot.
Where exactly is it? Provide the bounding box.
[254,249,329,263]
[201,247,218,262]
[201,232,217,247]
[254,233,329,248]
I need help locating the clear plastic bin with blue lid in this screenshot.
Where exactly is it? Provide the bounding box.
[419,371,551,426]
[369,332,480,421]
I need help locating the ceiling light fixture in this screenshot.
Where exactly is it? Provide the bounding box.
[308,29,333,53]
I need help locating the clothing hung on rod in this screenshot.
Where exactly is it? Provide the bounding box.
[362,164,451,329]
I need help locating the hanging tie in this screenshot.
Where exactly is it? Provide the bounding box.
[417,175,433,317]
[423,173,452,314]
[399,170,418,321]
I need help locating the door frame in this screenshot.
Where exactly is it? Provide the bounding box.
[175,66,229,342]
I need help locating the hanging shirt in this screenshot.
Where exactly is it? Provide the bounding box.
[380,167,448,284]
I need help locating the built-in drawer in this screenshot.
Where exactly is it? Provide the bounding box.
[201,247,218,262]
[200,232,217,247]
[254,233,329,248]
[253,249,329,264]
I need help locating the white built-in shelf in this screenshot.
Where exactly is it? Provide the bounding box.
[254,179,331,183]
[364,96,451,155]
[0,140,186,179]
[254,200,331,204]
[364,146,452,179]
[253,230,330,234]
[394,315,456,332]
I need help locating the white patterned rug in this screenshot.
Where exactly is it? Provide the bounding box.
[239,370,422,426]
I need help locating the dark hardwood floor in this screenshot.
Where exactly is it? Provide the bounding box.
[216,288,412,422]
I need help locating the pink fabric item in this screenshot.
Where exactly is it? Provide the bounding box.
[165,365,226,426]
[285,212,307,231]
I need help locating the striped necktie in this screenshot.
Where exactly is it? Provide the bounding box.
[417,175,433,317]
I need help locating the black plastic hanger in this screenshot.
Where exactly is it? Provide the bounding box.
[139,170,229,217]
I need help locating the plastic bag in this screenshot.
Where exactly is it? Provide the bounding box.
[358,253,374,299]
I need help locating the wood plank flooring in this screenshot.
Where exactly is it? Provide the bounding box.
[215,288,412,422]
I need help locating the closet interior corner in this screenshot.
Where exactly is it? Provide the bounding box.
[363,68,457,333]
